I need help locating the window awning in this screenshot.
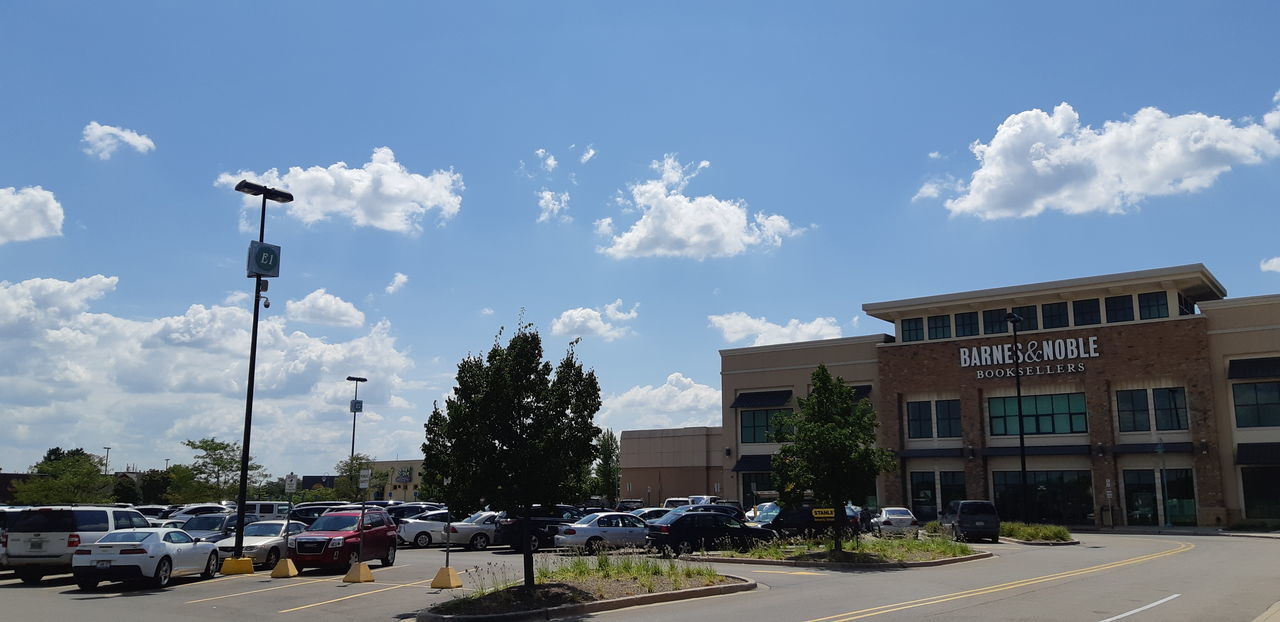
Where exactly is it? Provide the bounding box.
[1236,442,1280,465]
[731,454,774,472]
[1112,442,1193,455]
[1228,357,1280,380]
[730,390,792,409]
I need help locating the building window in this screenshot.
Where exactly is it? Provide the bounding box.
[993,470,1093,525]
[1153,387,1188,430]
[1105,295,1134,323]
[741,408,790,443]
[907,401,933,439]
[983,308,1008,335]
[1162,469,1197,526]
[1042,302,1069,329]
[939,471,966,512]
[1232,382,1280,428]
[1123,470,1157,526]
[902,318,924,342]
[955,312,980,337]
[910,472,937,521]
[928,315,951,340]
[1138,291,1169,320]
[935,399,962,438]
[1116,389,1151,432]
[1010,305,1038,331]
[1177,292,1195,316]
[1242,467,1280,519]
[1073,299,1101,326]
[988,392,1088,436]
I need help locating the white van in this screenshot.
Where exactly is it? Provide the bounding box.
[241,501,291,520]
[662,497,691,508]
[688,495,720,506]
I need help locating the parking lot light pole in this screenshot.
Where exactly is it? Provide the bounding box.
[231,180,294,565]
[1007,312,1030,523]
[347,376,367,494]
[103,447,111,474]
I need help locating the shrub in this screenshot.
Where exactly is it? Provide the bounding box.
[1000,521,1072,542]
[924,520,943,534]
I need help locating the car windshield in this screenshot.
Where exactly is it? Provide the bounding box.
[242,522,283,537]
[577,513,603,525]
[308,515,359,531]
[462,512,488,523]
[183,515,227,530]
[412,511,449,522]
[651,510,686,526]
[885,509,913,517]
[754,503,780,522]
[960,502,997,515]
[99,531,154,543]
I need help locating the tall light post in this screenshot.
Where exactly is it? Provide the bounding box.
[346,376,368,496]
[103,447,111,475]
[230,180,293,566]
[1006,312,1030,523]
[164,458,170,470]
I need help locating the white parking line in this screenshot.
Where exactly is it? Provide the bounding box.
[1096,594,1181,622]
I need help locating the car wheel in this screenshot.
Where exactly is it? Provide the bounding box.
[202,552,219,579]
[16,569,43,585]
[264,547,280,569]
[528,534,541,553]
[469,533,489,551]
[414,532,432,548]
[675,540,694,558]
[152,557,173,588]
[381,543,396,567]
[586,537,604,555]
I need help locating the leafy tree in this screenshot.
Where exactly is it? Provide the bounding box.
[333,453,388,501]
[183,437,264,498]
[113,476,141,504]
[138,469,172,504]
[13,449,111,504]
[772,364,897,554]
[592,429,621,506]
[166,463,220,503]
[424,325,601,587]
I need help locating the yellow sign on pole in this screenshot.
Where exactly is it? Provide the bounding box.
[811,508,835,521]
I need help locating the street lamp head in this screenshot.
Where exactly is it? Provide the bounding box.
[234,180,294,204]
[346,376,367,383]
[1005,312,1023,325]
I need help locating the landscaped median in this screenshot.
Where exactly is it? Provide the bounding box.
[998,522,1079,545]
[418,554,754,621]
[705,534,991,568]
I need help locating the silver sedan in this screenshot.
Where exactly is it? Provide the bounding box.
[553,512,648,553]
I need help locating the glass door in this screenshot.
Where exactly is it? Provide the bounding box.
[1123,470,1157,526]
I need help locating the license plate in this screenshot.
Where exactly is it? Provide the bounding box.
[975,522,985,526]
[29,541,43,551]
[96,561,110,570]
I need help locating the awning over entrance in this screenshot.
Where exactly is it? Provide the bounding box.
[1236,442,1280,465]
[1228,357,1280,380]
[730,390,792,409]
[732,454,773,472]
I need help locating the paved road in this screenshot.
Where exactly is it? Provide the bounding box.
[1,534,1276,621]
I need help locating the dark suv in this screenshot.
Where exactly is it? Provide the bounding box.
[667,504,748,522]
[493,505,584,552]
[646,510,775,557]
[939,500,1000,543]
[750,502,856,537]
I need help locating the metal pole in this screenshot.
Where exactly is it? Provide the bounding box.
[1010,313,1029,524]
[350,381,359,494]
[233,193,268,560]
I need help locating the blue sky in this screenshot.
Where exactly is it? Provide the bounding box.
[3,2,1279,478]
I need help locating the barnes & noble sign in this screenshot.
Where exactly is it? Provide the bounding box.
[960,336,1100,378]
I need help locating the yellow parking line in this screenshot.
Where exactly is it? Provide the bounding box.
[278,578,436,613]
[187,578,332,603]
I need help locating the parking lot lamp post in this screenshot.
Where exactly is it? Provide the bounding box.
[346,376,367,495]
[1006,312,1030,523]
[103,447,111,474]
[231,180,294,563]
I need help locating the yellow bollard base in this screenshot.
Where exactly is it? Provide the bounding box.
[430,566,462,589]
[270,558,299,578]
[220,557,255,575]
[342,561,374,583]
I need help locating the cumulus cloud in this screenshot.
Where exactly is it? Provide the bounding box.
[1262,257,1280,273]
[923,100,1280,219]
[594,218,614,237]
[223,291,250,306]
[385,272,409,294]
[1265,90,1280,131]
[928,151,943,160]
[215,147,464,234]
[286,289,365,327]
[81,121,155,160]
[708,312,842,346]
[0,186,63,245]
[912,175,964,202]
[536,189,571,223]
[598,155,802,260]
[597,373,720,428]
[551,299,638,342]
[0,275,418,475]
[535,148,558,172]
[580,145,597,164]
[480,307,494,316]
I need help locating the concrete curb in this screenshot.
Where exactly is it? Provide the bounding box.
[1251,600,1280,622]
[1000,537,1080,546]
[1220,532,1280,541]
[696,551,993,569]
[416,574,756,621]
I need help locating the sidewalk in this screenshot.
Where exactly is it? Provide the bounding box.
[1080,526,1280,539]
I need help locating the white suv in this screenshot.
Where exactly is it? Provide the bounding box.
[4,506,150,584]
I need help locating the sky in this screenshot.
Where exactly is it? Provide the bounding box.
[3,2,1280,479]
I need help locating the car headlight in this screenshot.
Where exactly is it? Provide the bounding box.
[328,537,344,548]
[287,539,295,548]
[243,546,257,552]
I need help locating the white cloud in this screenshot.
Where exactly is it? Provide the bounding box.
[1262,257,1280,273]
[223,291,250,306]
[928,151,942,160]
[708,312,842,346]
[597,373,720,429]
[535,148,558,172]
[932,101,1280,219]
[536,189,571,223]
[286,289,365,327]
[551,299,638,342]
[480,307,494,316]
[594,217,614,237]
[580,145,597,164]
[598,155,802,260]
[81,121,155,160]
[912,175,965,202]
[1265,90,1280,131]
[215,147,464,234]
[385,272,409,294]
[0,186,63,245]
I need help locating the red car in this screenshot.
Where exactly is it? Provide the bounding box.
[287,510,397,569]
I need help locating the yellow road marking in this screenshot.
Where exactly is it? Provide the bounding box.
[804,540,1194,622]
[278,578,436,613]
[187,563,410,603]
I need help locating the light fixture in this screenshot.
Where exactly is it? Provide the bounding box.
[1200,439,1209,455]
[724,447,732,457]
[1096,442,1106,458]
[967,445,976,460]
[234,180,294,204]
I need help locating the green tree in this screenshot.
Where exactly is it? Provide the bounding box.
[424,325,601,587]
[772,364,897,554]
[333,453,388,500]
[13,449,111,504]
[138,469,172,504]
[166,463,219,503]
[592,429,621,506]
[183,437,264,498]
[112,476,141,504]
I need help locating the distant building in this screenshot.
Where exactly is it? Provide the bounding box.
[369,460,424,502]
[619,426,724,507]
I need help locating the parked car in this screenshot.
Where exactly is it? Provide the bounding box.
[288,505,332,526]
[939,500,1001,543]
[397,510,455,548]
[714,499,744,511]
[555,512,649,553]
[614,499,644,512]
[148,519,188,529]
[688,495,720,505]
[662,497,691,509]
[5,506,150,584]
[387,503,444,520]
[870,507,921,537]
[213,520,307,567]
[646,510,776,557]
[1,506,28,569]
[749,502,858,537]
[360,500,403,507]
[446,511,498,550]
[667,504,748,522]
[133,505,171,518]
[182,513,260,542]
[162,503,231,521]
[293,501,351,509]
[241,501,292,520]
[493,505,585,552]
[71,528,219,590]
[630,507,671,522]
[287,510,397,570]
